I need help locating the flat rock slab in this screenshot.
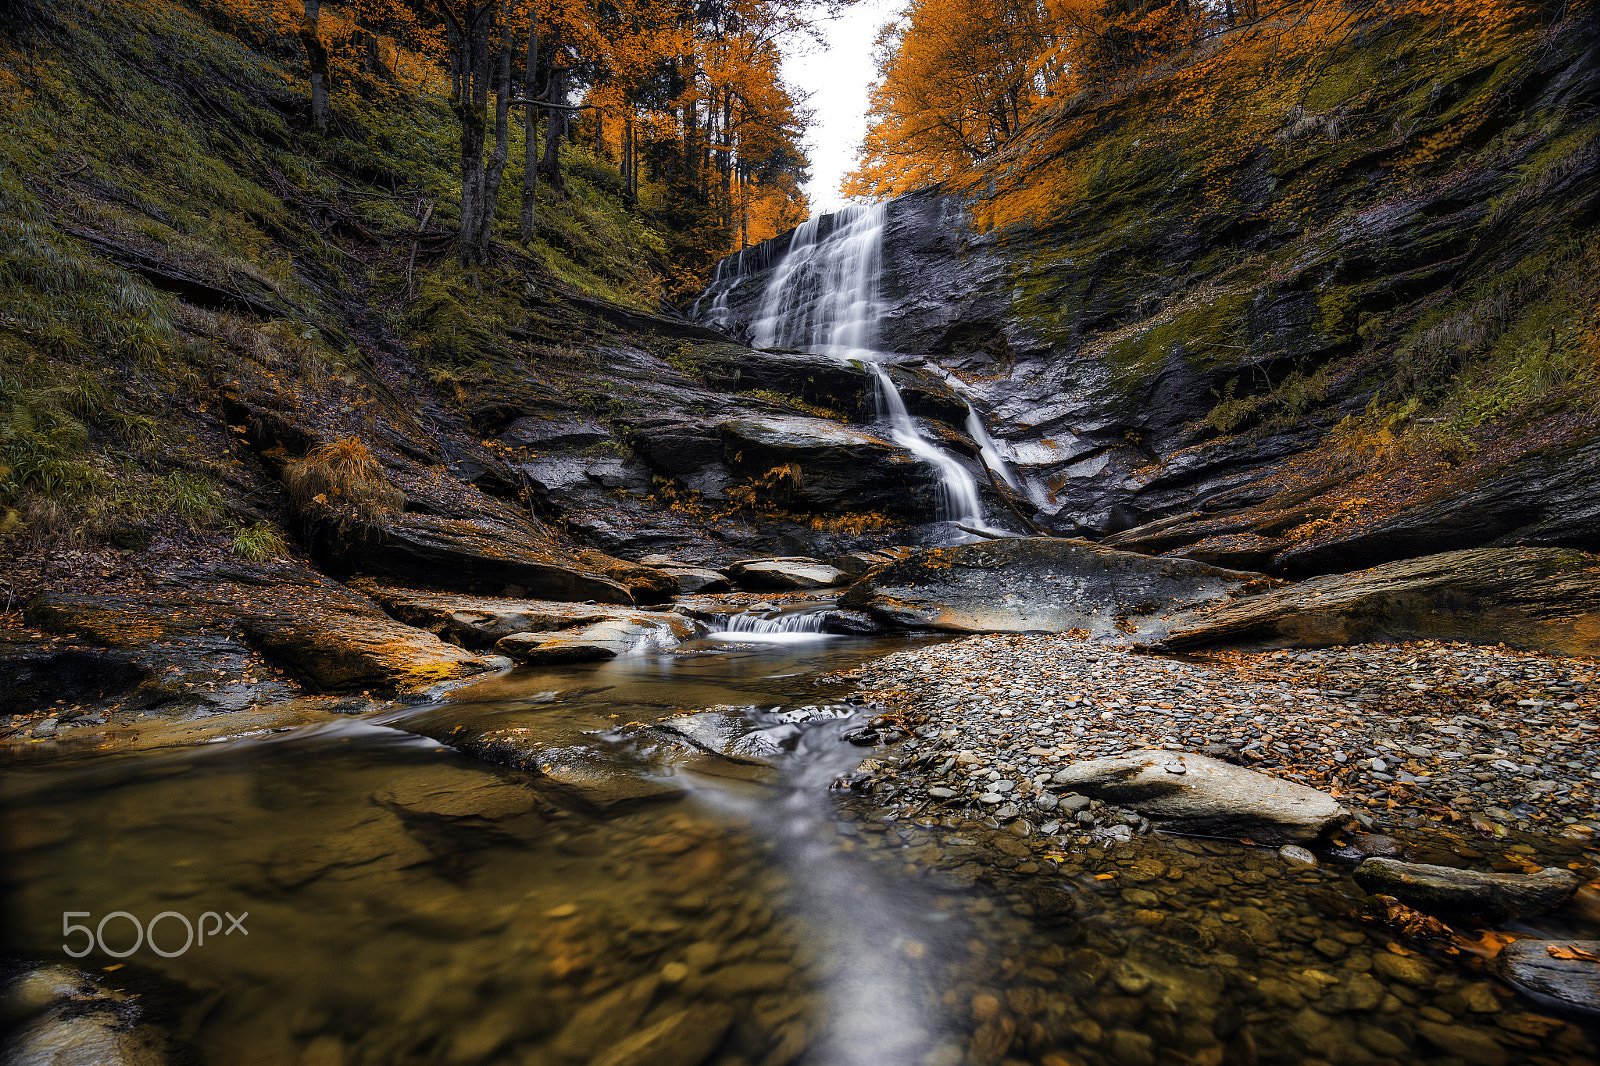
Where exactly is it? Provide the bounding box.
[1354,857,1580,921]
[496,616,695,663]
[838,538,1277,638]
[28,582,489,698]
[356,584,696,652]
[715,415,928,513]
[354,513,633,604]
[724,557,850,590]
[1493,940,1600,1019]
[1158,546,1600,656]
[1048,750,1344,844]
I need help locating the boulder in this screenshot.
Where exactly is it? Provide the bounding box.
[838,538,1278,637]
[1158,547,1600,656]
[724,556,850,590]
[1047,750,1344,844]
[239,598,489,692]
[1492,940,1600,1019]
[1353,858,1580,921]
[495,414,613,450]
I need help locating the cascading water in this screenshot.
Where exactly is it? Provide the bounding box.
[708,607,834,643]
[720,203,1002,530]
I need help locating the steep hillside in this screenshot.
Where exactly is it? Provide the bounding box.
[703,5,1600,576]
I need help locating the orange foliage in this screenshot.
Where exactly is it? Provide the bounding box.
[846,0,1534,227]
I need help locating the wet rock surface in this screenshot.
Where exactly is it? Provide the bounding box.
[1354,857,1580,920]
[1494,940,1600,1019]
[839,538,1279,637]
[1159,547,1600,657]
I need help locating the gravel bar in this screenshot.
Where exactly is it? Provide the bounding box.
[841,635,1600,840]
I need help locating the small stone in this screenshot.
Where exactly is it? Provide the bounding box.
[928,787,956,799]
[1413,1021,1507,1066]
[1279,844,1318,868]
[1372,950,1434,988]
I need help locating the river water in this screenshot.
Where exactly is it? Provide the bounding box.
[4,618,1598,1065]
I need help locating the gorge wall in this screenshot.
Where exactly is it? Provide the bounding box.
[695,10,1600,576]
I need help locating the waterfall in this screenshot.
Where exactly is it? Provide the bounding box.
[725,203,1003,530]
[866,365,985,527]
[708,607,834,642]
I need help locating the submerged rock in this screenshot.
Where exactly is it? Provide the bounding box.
[838,538,1277,637]
[1492,939,1600,1019]
[1353,857,1580,921]
[724,556,850,590]
[1047,750,1344,844]
[1158,546,1600,656]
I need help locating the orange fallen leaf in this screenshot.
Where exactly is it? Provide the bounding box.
[1546,944,1600,962]
[1094,873,1115,880]
[1386,942,1416,956]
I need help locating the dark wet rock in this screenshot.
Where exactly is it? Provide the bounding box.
[1353,858,1580,921]
[715,416,930,514]
[724,556,850,590]
[352,514,634,604]
[656,711,783,764]
[1047,750,1344,844]
[696,346,869,415]
[838,538,1277,638]
[1,964,176,1065]
[587,1004,734,1066]
[454,738,684,813]
[820,608,882,634]
[494,414,613,450]
[1158,547,1600,656]
[1492,939,1600,1019]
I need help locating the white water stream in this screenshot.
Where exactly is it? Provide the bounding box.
[707,204,1008,530]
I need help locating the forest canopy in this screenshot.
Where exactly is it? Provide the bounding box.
[845,0,1549,225]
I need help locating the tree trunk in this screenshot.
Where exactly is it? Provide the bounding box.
[455,5,493,265]
[475,15,513,258]
[519,6,539,245]
[540,38,567,195]
[299,0,330,133]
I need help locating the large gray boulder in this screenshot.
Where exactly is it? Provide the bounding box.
[837,538,1278,637]
[1158,547,1600,656]
[1354,858,1580,921]
[1492,940,1600,1019]
[1047,750,1344,844]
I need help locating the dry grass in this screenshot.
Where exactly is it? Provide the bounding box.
[283,437,403,530]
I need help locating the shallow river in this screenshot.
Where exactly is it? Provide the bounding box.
[3,622,1597,1065]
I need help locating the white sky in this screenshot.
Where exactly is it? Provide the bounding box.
[782,0,901,213]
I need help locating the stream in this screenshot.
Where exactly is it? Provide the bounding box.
[5,610,1598,1065]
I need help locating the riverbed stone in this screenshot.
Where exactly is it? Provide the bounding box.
[1353,857,1580,920]
[1491,940,1600,1018]
[1046,750,1343,843]
[1414,1021,1507,1065]
[587,1004,734,1066]
[837,538,1278,638]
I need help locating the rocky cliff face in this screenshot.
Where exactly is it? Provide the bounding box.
[695,14,1600,576]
